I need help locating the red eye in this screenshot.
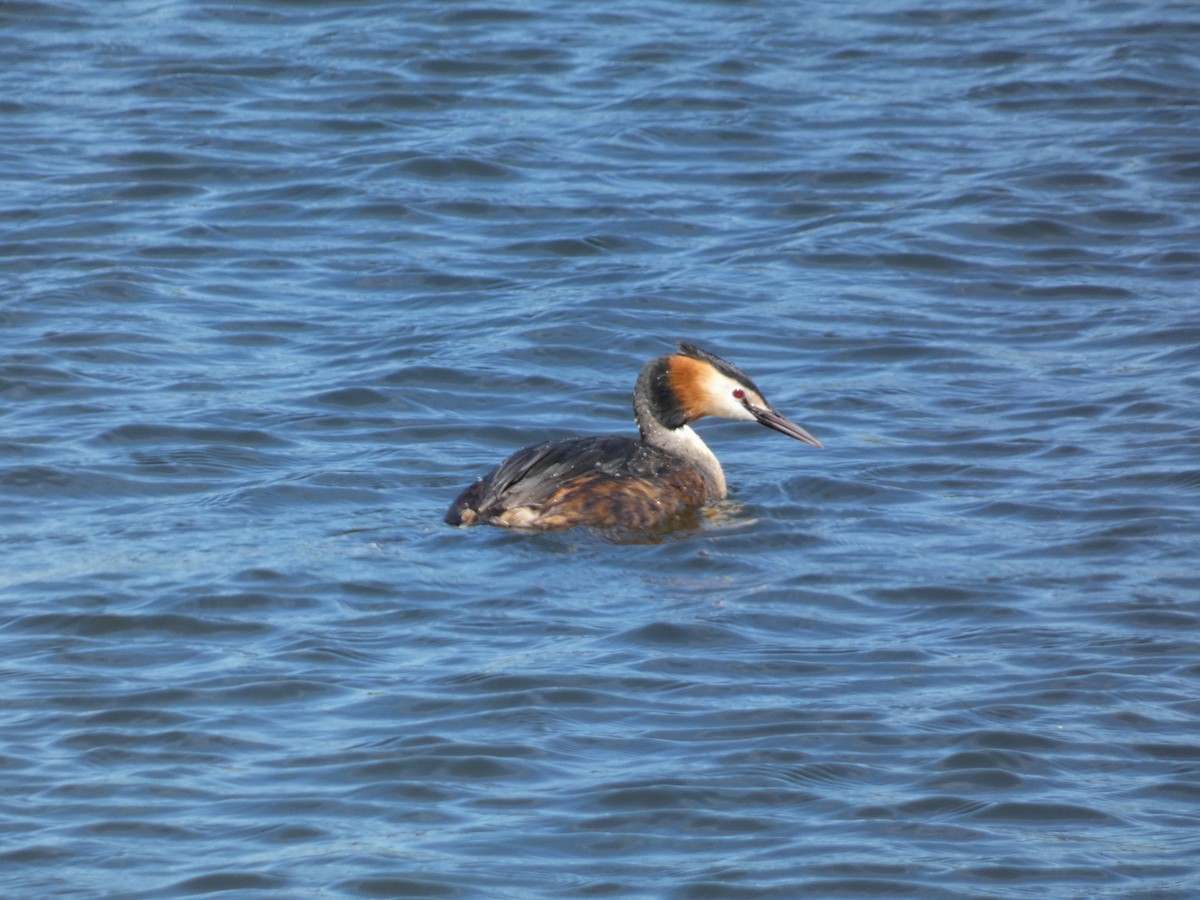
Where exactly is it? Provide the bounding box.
[732,388,745,400]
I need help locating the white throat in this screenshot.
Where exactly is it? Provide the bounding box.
[639,418,726,499]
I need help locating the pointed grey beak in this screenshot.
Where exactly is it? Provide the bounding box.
[750,405,822,448]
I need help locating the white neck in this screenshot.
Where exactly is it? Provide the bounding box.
[637,415,726,499]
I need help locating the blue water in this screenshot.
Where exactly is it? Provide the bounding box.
[3,1,1199,897]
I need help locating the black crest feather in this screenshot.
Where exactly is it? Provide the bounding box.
[675,342,763,396]
[641,355,688,430]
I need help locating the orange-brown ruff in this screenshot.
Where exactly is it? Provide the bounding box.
[445,342,822,531]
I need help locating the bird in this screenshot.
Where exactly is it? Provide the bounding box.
[445,341,821,531]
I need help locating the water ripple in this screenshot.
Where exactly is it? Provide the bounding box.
[2,0,1199,897]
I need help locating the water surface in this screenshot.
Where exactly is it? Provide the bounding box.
[3,1,1199,897]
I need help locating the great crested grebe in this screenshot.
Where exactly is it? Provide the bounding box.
[445,342,822,531]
